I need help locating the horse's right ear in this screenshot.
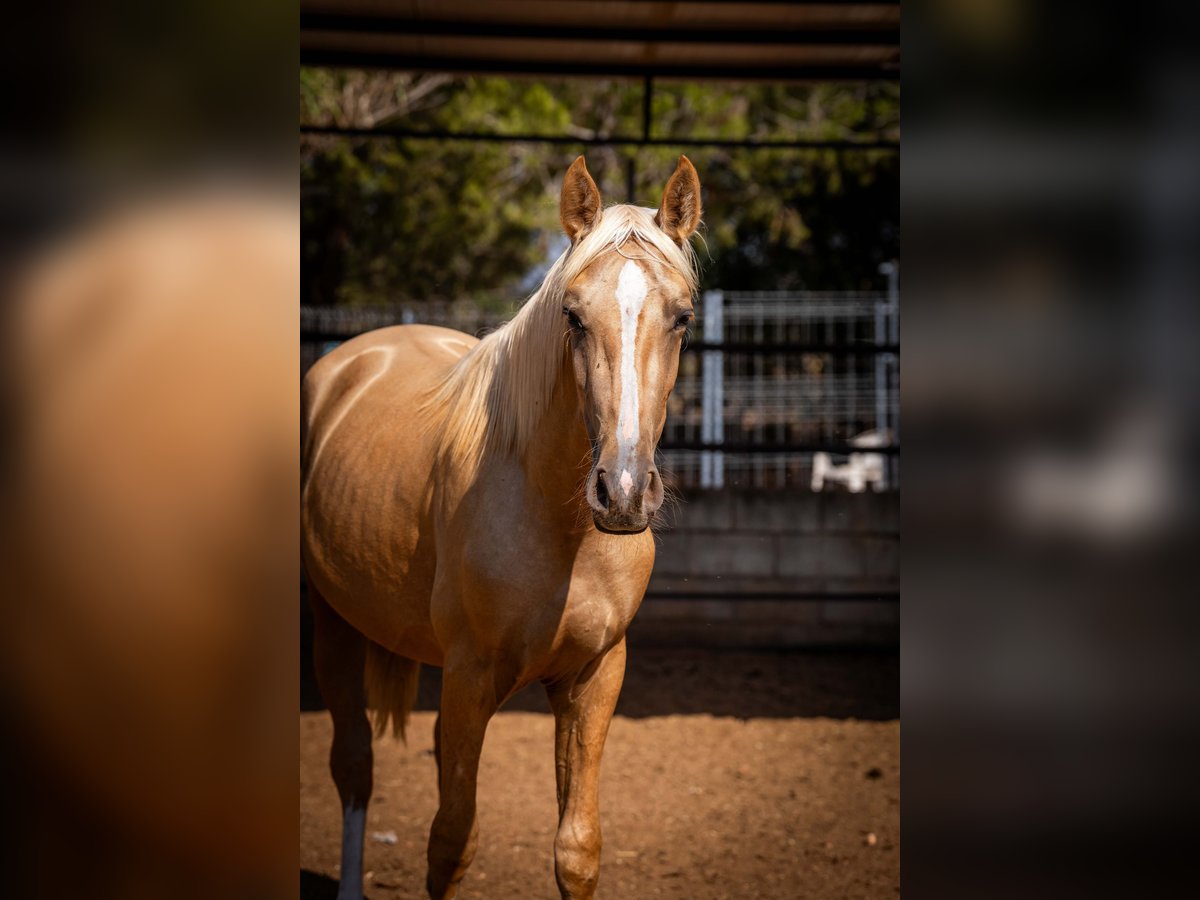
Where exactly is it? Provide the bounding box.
[560,156,602,243]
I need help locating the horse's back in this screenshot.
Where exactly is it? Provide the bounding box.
[302,324,476,660]
[303,325,475,441]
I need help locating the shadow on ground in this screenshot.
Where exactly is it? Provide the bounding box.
[299,869,339,899]
[301,596,898,722]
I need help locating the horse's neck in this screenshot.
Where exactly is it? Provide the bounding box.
[520,350,591,515]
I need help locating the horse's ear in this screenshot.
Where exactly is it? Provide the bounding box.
[560,156,603,242]
[655,155,702,243]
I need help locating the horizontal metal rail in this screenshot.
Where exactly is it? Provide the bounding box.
[299,124,899,152]
[557,0,899,4]
[302,15,900,47]
[659,441,898,454]
[643,590,899,603]
[299,50,899,81]
[684,341,898,354]
[302,330,899,355]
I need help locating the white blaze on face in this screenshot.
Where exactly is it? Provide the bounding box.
[614,259,648,495]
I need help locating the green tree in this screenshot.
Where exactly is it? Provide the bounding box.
[300,71,898,305]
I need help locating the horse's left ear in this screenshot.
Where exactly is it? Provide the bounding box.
[655,155,702,243]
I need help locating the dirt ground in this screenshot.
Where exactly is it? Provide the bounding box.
[300,649,899,899]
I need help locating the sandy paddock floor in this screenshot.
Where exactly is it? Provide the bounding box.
[300,650,899,899]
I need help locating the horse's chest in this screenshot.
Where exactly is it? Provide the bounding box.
[554,546,653,655]
[450,472,655,658]
[456,534,649,657]
[557,580,639,655]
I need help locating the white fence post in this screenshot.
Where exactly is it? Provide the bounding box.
[873,281,889,491]
[879,261,900,488]
[701,290,725,488]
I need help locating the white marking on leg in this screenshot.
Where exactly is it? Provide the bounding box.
[615,260,647,466]
[620,469,634,496]
[339,802,366,900]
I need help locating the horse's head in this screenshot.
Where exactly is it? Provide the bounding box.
[558,156,703,534]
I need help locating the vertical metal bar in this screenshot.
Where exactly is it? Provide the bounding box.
[890,265,899,487]
[844,307,853,451]
[753,302,763,487]
[774,298,785,486]
[642,76,654,142]
[776,349,785,487]
[690,354,699,488]
[873,296,888,490]
[880,260,900,487]
[885,261,899,343]
[700,292,713,488]
[824,300,834,449]
[713,291,724,489]
[625,156,636,204]
[701,290,724,489]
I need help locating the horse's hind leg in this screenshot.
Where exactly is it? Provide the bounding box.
[311,589,373,900]
[545,639,627,900]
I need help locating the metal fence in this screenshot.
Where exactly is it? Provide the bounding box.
[663,278,899,490]
[301,275,899,491]
[300,300,503,375]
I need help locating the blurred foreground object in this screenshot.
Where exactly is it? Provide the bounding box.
[904,1,1200,897]
[0,190,298,899]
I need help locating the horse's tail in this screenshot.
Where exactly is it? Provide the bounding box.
[364,642,421,742]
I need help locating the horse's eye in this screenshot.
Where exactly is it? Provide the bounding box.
[674,312,694,330]
[563,307,585,333]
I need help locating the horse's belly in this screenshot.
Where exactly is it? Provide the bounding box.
[303,460,440,658]
[302,326,472,659]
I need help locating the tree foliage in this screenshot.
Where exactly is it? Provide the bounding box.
[300,70,898,305]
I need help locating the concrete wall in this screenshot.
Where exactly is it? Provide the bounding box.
[631,490,899,648]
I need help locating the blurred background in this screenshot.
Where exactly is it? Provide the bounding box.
[903,0,1200,897]
[299,2,900,898]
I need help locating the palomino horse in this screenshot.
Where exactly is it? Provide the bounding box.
[301,155,703,899]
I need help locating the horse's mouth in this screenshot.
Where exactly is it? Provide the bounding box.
[592,510,652,535]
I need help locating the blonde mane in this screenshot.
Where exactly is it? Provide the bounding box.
[425,204,699,469]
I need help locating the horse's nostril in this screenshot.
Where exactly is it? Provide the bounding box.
[595,470,609,509]
[643,468,664,513]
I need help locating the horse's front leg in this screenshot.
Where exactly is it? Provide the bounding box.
[426,656,498,899]
[545,639,627,900]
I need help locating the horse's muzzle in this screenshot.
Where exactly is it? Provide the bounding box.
[586,463,663,534]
